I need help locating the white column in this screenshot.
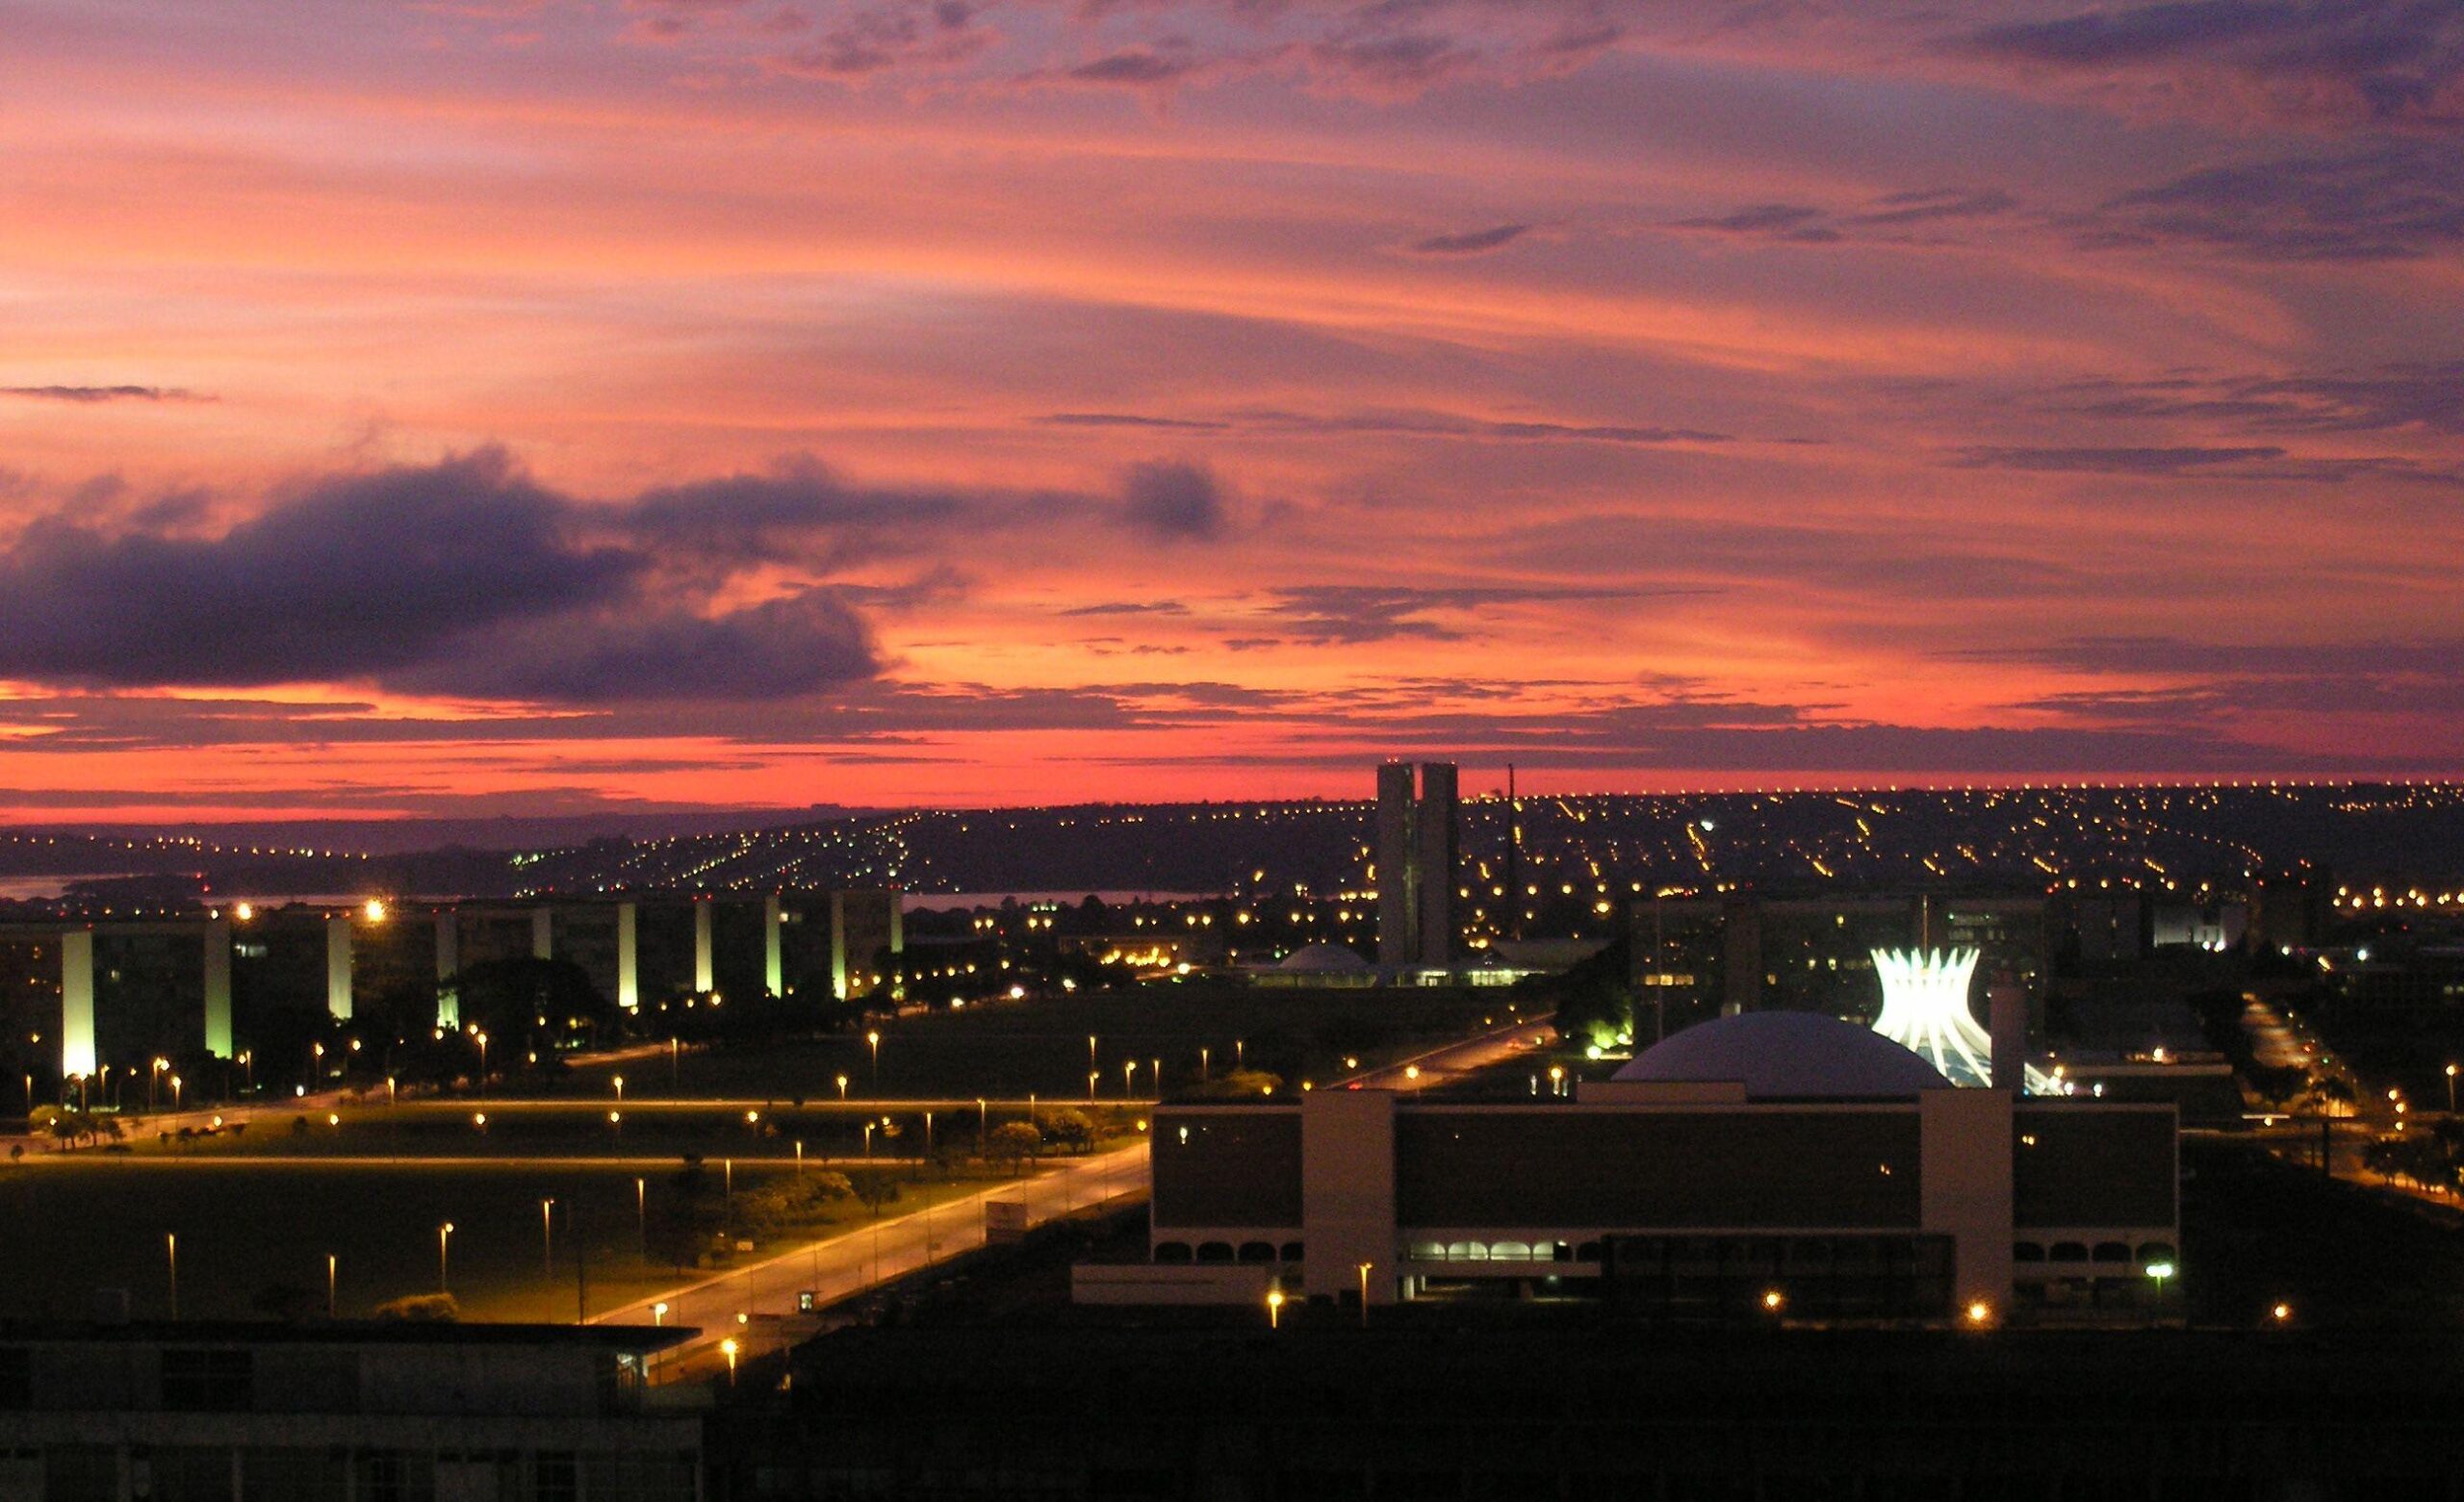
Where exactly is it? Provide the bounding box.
[693,899,714,994]
[325,915,354,1021]
[61,929,96,1079]
[617,903,639,1010]
[763,896,783,999]
[202,920,233,1059]
[829,892,850,1001]
[434,913,460,1030]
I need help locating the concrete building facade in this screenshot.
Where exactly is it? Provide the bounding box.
[1374,761,1458,969]
[1112,1012,2177,1326]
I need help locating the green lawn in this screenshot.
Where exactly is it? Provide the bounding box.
[0,1156,1034,1324]
[561,982,1523,1103]
[86,1099,1134,1164]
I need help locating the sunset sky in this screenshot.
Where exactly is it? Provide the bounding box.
[2,0,2460,820]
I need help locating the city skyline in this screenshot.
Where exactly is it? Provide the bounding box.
[4,1,2461,821]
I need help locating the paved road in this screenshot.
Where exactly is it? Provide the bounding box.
[20,1153,944,1171]
[594,1139,1149,1379]
[1353,1018,1561,1090]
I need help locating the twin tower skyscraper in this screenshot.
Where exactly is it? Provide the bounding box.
[1375,761,1458,969]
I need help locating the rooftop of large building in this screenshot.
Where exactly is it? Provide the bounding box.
[1611,1010,1954,1099]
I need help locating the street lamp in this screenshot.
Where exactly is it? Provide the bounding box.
[438,1222,454,1293]
[1088,1072,1098,1102]
[326,1254,338,1318]
[836,1074,849,1101]
[1089,1035,1099,1074]
[652,1300,669,1326]
[720,1337,740,1386]
[866,1031,881,1085]
[1123,1060,1137,1097]
[608,1109,623,1137]
[2447,1063,2456,1114]
[166,1233,178,1319]
[168,1075,183,1118]
[863,1122,874,1159]
[613,1075,624,1105]
[1357,1261,1373,1327]
[541,1199,556,1277]
[635,1177,648,1256]
[1201,1047,1211,1082]
[2146,1260,2176,1303]
[1267,1288,1286,1331]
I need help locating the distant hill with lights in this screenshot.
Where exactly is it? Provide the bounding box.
[6,784,2464,912]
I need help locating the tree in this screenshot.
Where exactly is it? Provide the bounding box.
[730,1172,851,1236]
[2246,1063,2308,1113]
[1548,936,1637,1053]
[447,956,621,1051]
[373,1293,458,1323]
[648,1157,728,1269]
[1190,1069,1282,1102]
[2301,1073,2356,1118]
[847,1167,901,1216]
[988,1121,1043,1174]
[1042,1108,1095,1154]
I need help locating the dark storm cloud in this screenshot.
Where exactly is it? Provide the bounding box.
[1408,222,1530,255]
[1970,636,2464,722]
[2091,144,2464,260]
[624,458,956,567]
[1672,188,2019,245]
[1119,459,1228,539]
[388,588,878,702]
[1058,600,1192,617]
[0,449,637,687]
[1307,34,1477,90]
[2053,363,2464,435]
[1046,405,1729,445]
[2,385,210,403]
[1260,583,1649,644]
[1674,203,1840,241]
[1067,46,1205,85]
[0,449,887,704]
[1951,444,2461,486]
[1960,0,2464,132]
[771,0,992,75]
[1038,412,1232,432]
[1849,189,2017,227]
[1955,444,2292,473]
[1971,634,2464,677]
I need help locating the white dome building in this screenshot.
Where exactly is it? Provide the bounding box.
[1611,1011,1953,1099]
[1277,943,1372,974]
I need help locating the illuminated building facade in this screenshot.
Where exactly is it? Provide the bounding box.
[1095,1012,2178,1325]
